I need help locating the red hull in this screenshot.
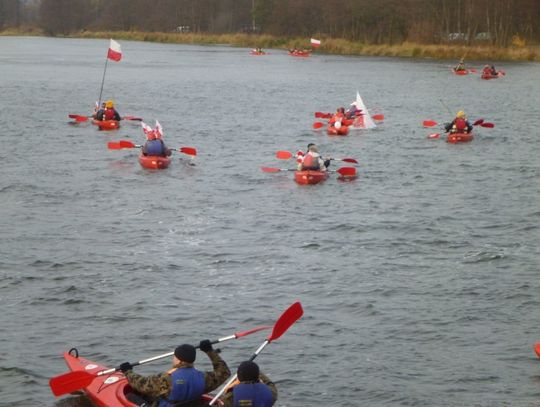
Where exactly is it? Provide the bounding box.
[249,51,266,55]
[327,125,349,136]
[92,119,120,131]
[453,69,468,75]
[288,51,311,57]
[446,132,474,143]
[138,154,171,169]
[294,170,329,185]
[61,352,222,407]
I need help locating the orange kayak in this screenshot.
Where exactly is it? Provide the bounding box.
[138,154,171,169]
[327,125,349,136]
[294,170,329,185]
[447,132,474,143]
[60,350,222,407]
[92,119,120,131]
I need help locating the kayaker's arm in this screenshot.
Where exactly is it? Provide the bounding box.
[203,349,231,393]
[124,370,171,399]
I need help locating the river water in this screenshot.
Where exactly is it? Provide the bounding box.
[0,37,539,407]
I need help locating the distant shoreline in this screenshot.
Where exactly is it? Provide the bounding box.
[2,28,539,62]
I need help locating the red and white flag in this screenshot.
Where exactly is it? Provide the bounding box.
[107,39,122,62]
[310,38,321,47]
[155,120,163,139]
[141,121,153,135]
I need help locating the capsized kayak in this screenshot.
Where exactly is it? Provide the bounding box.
[60,349,222,407]
[138,154,171,170]
[92,119,120,131]
[327,124,349,136]
[447,132,474,143]
[295,170,329,185]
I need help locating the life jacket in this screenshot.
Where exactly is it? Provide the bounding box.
[145,139,166,156]
[454,118,468,132]
[330,112,344,124]
[233,383,274,407]
[301,153,321,171]
[483,67,491,75]
[103,108,117,120]
[158,367,205,407]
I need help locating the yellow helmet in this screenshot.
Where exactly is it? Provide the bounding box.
[456,110,465,118]
[105,100,114,109]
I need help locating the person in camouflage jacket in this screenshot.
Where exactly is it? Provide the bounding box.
[220,361,277,407]
[118,339,230,407]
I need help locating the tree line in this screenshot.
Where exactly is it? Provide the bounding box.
[1,0,539,46]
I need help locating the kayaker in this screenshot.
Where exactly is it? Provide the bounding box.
[95,100,121,121]
[330,107,345,126]
[345,103,362,119]
[142,130,172,157]
[454,59,466,72]
[444,110,473,134]
[298,143,330,171]
[220,361,277,407]
[490,65,498,75]
[118,340,230,407]
[482,65,492,76]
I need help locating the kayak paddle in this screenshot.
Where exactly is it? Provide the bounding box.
[49,325,271,397]
[276,150,358,164]
[69,114,142,122]
[108,140,197,156]
[534,343,540,358]
[371,114,385,121]
[423,119,494,129]
[312,121,325,129]
[261,166,356,177]
[208,302,303,405]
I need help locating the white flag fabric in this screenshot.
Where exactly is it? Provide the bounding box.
[310,38,321,47]
[107,39,122,61]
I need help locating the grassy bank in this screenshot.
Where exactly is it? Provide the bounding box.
[2,29,539,61]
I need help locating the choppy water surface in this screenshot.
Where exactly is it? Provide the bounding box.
[0,37,539,407]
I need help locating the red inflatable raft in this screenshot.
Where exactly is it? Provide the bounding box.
[327,124,349,136]
[138,154,171,169]
[294,170,329,185]
[60,350,222,407]
[447,132,474,143]
[92,119,120,131]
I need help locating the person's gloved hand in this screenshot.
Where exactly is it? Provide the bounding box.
[324,160,331,168]
[199,339,213,352]
[118,362,133,373]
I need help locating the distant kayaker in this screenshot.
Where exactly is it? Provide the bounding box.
[330,107,345,127]
[95,100,121,121]
[118,340,230,407]
[445,110,473,134]
[345,103,362,119]
[482,65,492,76]
[220,361,277,407]
[142,130,172,157]
[298,143,330,171]
[490,65,498,75]
[454,59,466,72]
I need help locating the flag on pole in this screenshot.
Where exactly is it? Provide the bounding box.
[310,38,321,47]
[155,120,163,139]
[107,39,122,61]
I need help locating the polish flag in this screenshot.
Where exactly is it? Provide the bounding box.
[155,120,163,139]
[141,121,153,136]
[310,38,321,47]
[107,39,122,61]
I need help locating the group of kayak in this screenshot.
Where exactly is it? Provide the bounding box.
[452,59,506,79]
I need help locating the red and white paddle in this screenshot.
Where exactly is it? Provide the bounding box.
[107,140,197,156]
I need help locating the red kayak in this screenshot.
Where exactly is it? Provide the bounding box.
[288,50,311,57]
[249,50,266,55]
[447,132,474,143]
[481,72,504,80]
[138,153,171,170]
[295,170,329,185]
[92,119,120,131]
[327,124,349,136]
[60,350,222,407]
[453,69,468,76]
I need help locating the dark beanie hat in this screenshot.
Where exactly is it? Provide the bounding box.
[174,344,196,363]
[237,361,259,381]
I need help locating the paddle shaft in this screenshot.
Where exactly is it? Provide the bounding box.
[97,52,109,108]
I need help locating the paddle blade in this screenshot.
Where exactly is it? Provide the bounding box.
[337,167,357,176]
[312,122,324,129]
[49,370,96,397]
[276,151,293,160]
[261,167,281,173]
[480,122,494,128]
[267,302,303,342]
[372,114,384,121]
[427,133,440,139]
[339,158,358,164]
[423,120,438,127]
[69,114,89,122]
[235,325,272,338]
[473,119,484,126]
[535,343,540,358]
[122,116,143,121]
[119,140,137,148]
[107,142,122,149]
[179,147,197,156]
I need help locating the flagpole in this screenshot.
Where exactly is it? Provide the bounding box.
[97,52,109,108]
